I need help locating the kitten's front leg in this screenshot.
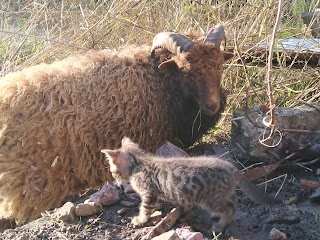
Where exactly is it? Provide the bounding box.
[132,193,157,228]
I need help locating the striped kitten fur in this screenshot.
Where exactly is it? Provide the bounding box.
[101,137,281,233]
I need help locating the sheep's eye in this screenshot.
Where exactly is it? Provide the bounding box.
[218,65,223,71]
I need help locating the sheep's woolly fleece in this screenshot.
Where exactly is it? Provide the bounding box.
[0,43,226,224]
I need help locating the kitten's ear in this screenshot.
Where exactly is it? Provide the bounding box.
[101,149,119,162]
[121,137,135,146]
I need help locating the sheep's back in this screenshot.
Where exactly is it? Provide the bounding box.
[0,45,183,223]
[0,45,178,177]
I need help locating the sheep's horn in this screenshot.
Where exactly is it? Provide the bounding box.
[151,32,195,58]
[204,24,226,48]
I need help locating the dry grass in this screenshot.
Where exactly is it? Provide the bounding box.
[0,0,319,136]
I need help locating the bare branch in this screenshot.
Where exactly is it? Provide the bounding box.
[141,206,183,240]
[265,0,284,128]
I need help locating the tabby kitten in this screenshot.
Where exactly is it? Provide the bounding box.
[101,137,281,233]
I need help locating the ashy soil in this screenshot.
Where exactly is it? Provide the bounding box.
[1,146,320,240]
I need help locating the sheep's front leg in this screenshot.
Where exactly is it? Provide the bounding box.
[132,193,157,228]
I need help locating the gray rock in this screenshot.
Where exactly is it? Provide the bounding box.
[310,188,320,200]
[120,200,137,207]
[150,228,204,240]
[155,141,189,158]
[150,230,180,240]
[230,105,320,162]
[210,145,233,160]
[175,228,204,240]
[266,205,300,225]
[117,208,128,215]
[51,201,76,222]
[124,184,134,193]
[302,126,320,158]
[74,202,103,217]
[127,192,140,201]
[269,228,288,240]
[87,183,119,206]
[301,11,320,37]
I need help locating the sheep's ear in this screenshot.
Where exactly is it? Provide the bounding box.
[223,52,234,62]
[158,59,178,70]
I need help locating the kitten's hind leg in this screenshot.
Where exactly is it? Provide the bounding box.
[132,193,157,228]
[209,196,236,234]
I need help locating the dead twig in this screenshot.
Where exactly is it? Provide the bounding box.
[0,30,88,50]
[260,0,284,145]
[243,160,284,180]
[233,27,265,130]
[141,206,183,240]
[259,127,283,148]
[274,173,287,198]
[280,129,320,134]
[300,179,320,190]
[294,157,320,166]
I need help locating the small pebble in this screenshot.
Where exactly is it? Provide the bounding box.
[117,208,128,215]
[310,188,320,200]
[269,228,287,240]
[150,230,179,240]
[175,228,204,240]
[124,184,134,193]
[127,192,140,200]
[50,201,76,222]
[120,200,137,207]
[74,202,102,217]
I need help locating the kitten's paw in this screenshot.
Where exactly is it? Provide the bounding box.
[211,222,227,235]
[131,215,148,228]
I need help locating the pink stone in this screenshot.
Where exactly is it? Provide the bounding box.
[150,230,181,240]
[87,183,119,206]
[269,228,288,240]
[175,228,204,240]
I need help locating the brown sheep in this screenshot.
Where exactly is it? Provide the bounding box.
[0,24,233,224]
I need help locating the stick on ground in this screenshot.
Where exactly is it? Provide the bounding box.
[141,205,183,240]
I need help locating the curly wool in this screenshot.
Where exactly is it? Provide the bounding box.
[0,43,226,224]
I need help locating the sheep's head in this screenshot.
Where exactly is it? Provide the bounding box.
[151,24,233,116]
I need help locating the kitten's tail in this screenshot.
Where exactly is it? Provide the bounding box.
[236,171,282,205]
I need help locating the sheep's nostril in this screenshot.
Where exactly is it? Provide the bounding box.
[205,103,213,109]
[204,101,220,115]
[204,103,216,114]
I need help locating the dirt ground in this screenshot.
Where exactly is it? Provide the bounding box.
[1,145,320,240]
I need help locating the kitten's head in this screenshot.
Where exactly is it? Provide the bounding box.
[101,137,143,186]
